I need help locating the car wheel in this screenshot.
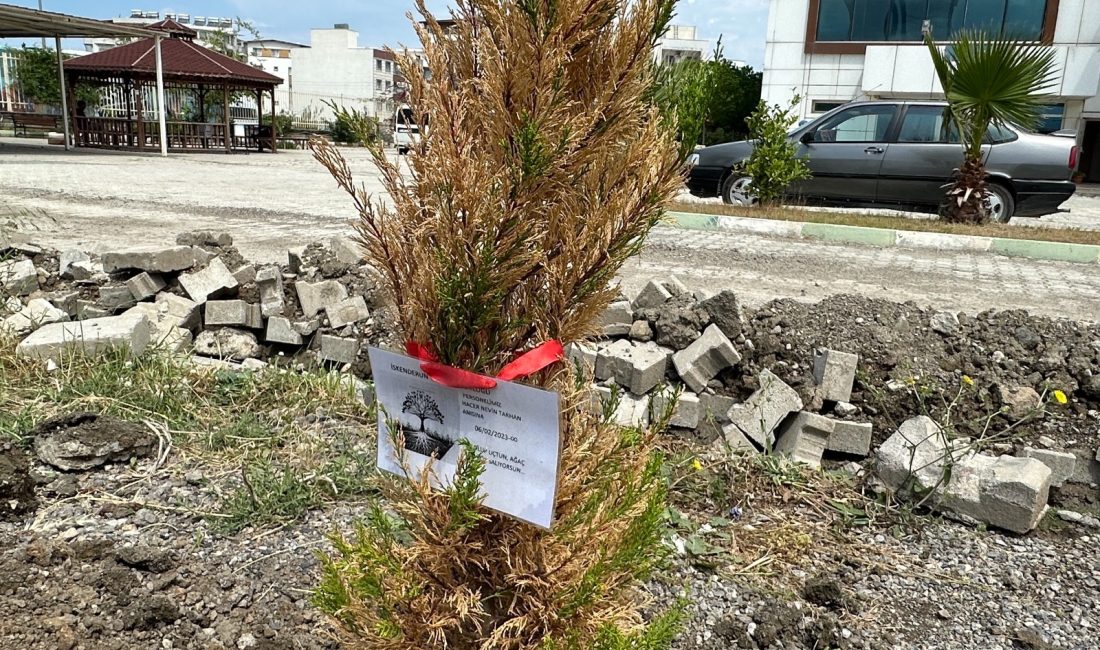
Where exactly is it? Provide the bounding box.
[985,183,1014,223]
[721,174,758,206]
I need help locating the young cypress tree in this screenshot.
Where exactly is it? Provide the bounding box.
[311,1,684,647]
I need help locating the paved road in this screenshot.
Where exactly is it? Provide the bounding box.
[2,139,1098,321]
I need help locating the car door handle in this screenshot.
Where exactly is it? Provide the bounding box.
[864,146,884,154]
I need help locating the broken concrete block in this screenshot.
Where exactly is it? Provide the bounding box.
[696,393,737,442]
[287,246,306,274]
[632,280,673,310]
[154,293,201,330]
[177,231,232,248]
[996,385,1042,420]
[126,272,166,301]
[660,276,691,299]
[727,370,802,448]
[15,313,151,359]
[718,422,758,453]
[205,300,262,329]
[599,300,633,337]
[33,412,156,471]
[1,298,69,334]
[98,286,136,312]
[66,260,101,282]
[594,339,670,395]
[826,420,873,457]
[319,334,359,364]
[121,303,193,352]
[75,301,111,320]
[930,311,960,336]
[1021,447,1076,487]
[325,295,370,328]
[812,349,858,403]
[876,415,964,495]
[0,259,37,296]
[178,258,238,304]
[591,386,650,428]
[940,453,997,523]
[672,324,742,393]
[699,290,742,339]
[255,265,285,317]
[978,456,1051,534]
[652,390,702,429]
[265,316,303,345]
[59,250,90,279]
[101,246,196,273]
[565,342,597,373]
[293,319,320,336]
[296,279,348,318]
[48,291,80,317]
[232,265,257,285]
[193,328,261,360]
[328,237,362,264]
[775,412,834,468]
[240,358,267,371]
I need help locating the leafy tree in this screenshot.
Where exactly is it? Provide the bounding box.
[323,100,380,145]
[705,56,761,143]
[741,95,811,205]
[5,47,98,109]
[925,31,1057,223]
[651,56,710,154]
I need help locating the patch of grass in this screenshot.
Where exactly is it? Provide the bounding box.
[669,200,1100,246]
[0,336,376,532]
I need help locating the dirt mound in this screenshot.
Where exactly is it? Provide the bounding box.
[0,445,35,521]
[31,413,155,472]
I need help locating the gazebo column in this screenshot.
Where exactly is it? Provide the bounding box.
[135,80,144,150]
[54,35,70,151]
[125,77,134,147]
[197,84,207,149]
[255,89,263,152]
[270,87,277,154]
[64,72,80,148]
[223,83,231,153]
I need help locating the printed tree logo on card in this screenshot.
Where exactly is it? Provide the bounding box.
[400,389,453,457]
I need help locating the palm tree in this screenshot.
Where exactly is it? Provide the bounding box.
[925,31,1058,223]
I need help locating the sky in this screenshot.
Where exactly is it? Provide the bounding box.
[4,0,771,68]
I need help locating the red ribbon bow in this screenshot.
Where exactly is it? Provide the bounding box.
[405,340,565,389]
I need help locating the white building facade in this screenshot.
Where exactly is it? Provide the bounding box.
[84,10,242,55]
[654,25,710,64]
[762,0,1100,178]
[288,25,397,123]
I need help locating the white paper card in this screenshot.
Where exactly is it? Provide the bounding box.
[368,347,561,528]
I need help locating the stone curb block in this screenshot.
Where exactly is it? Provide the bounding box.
[668,210,1100,266]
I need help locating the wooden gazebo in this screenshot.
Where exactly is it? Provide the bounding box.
[63,18,282,153]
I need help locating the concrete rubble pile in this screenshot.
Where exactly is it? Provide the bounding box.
[577,277,1095,534]
[572,278,875,465]
[0,233,390,372]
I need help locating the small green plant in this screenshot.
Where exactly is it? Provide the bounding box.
[741,95,811,206]
[325,101,379,145]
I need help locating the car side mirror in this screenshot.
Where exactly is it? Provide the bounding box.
[799,131,815,145]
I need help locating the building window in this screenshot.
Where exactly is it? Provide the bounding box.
[815,0,1047,42]
[385,81,392,91]
[385,61,392,73]
[376,79,383,90]
[811,100,845,113]
[376,59,383,70]
[273,66,279,72]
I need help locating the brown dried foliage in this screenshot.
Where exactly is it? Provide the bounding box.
[311,0,684,648]
[312,0,683,372]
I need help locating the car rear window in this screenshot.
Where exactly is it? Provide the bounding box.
[897,106,1017,144]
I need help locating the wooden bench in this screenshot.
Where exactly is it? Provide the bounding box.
[10,113,60,137]
[277,130,324,150]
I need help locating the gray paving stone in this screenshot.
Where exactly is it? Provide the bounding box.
[727,369,803,448]
[178,258,238,304]
[812,348,859,403]
[325,295,370,328]
[599,300,633,337]
[101,246,196,273]
[775,411,834,468]
[16,313,151,359]
[672,324,742,393]
[205,300,262,329]
[296,279,348,318]
[826,420,873,457]
[265,316,303,345]
[1021,447,1077,487]
[0,259,37,296]
[126,272,166,301]
[319,334,360,364]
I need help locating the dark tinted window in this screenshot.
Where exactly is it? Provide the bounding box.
[897,105,959,143]
[816,0,1046,41]
[811,105,897,143]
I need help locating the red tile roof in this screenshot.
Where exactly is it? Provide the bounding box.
[65,33,281,87]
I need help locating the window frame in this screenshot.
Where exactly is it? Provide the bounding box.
[803,0,1059,54]
[806,104,901,144]
[891,104,1020,145]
